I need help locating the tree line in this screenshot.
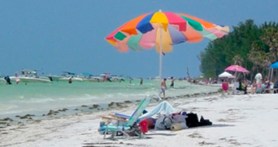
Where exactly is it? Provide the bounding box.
[199,19,278,81]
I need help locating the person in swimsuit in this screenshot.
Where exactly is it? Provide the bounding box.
[160,78,167,98]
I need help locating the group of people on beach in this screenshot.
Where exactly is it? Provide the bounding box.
[221,72,278,95]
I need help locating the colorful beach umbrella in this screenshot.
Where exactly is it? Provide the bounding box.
[225,65,249,73]
[106,10,229,78]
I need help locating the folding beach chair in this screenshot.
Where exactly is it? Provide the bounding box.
[99,97,151,139]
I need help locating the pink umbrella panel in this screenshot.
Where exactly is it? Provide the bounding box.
[225,65,249,73]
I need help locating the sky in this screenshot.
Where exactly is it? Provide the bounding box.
[0,0,278,78]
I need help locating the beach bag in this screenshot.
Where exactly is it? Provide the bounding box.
[186,112,199,128]
[170,112,188,131]
[199,116,212,126]
[155,114,173,130]
[171,113,187,124]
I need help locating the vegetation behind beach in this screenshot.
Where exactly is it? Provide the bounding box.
[200,19,278,80]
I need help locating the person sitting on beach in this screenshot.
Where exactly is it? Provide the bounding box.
[255,82,263,93]
[235,79,247,94]
[250,81,257,94]
[263,80,271,93]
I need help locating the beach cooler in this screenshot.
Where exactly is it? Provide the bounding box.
[139,119,149,134]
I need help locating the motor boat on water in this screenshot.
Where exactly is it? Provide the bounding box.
[10,70,51,84]
[57,71,84,82]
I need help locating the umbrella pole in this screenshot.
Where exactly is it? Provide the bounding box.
[159,24,163,80]
[159,50,162,79]
[270,68,273,82]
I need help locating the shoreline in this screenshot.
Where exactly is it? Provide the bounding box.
[0,88,220,129]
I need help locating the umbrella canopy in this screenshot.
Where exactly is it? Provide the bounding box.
[270,61,278,69]
[218,71,234,78]
[106,10,229,78]
[225,65,249,73]
[106,10,229,53]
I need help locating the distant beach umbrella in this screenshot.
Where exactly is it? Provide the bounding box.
[270,61,278,83]
[270,61,278,69]
[106,10,229,78]
[225,65,249,73]
[218,71,234,78]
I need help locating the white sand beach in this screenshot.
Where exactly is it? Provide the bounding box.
[1,93,278,147]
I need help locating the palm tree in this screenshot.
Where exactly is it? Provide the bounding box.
[260,23,278,61]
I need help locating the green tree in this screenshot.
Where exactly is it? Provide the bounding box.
[200,20,278,79]
[200,19,261,77]
[260,22,278,61]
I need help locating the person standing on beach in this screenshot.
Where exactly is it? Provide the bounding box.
[255,72,262,88]
[160,78,167,98]
[170,76,175,88]
[221,79,229,95]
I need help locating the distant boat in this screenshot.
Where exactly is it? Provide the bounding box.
[58,71,84,82]
[80,73,103,82]
[10,70,51,84]
[59,76,84,82]
[110,75,125,82]
[47,75,63,82]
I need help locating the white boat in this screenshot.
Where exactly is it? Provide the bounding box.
[57,71,85,82]
[10,70,51,84]
[59,76,84,82]
[47,75,63,82]
[89,76,104,82]
[110,75,125,82]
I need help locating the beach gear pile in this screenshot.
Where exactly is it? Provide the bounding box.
[98,99,212,139]
[145,112,212,131]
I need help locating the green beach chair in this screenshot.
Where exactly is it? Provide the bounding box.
[99,97,151,139]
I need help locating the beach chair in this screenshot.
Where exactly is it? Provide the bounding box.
[98,97,151,139]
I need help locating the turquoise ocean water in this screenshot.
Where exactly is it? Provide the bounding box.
[0,79,219,119]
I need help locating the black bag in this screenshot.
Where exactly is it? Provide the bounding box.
[199,116,212,126]
[185,112,199,128]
